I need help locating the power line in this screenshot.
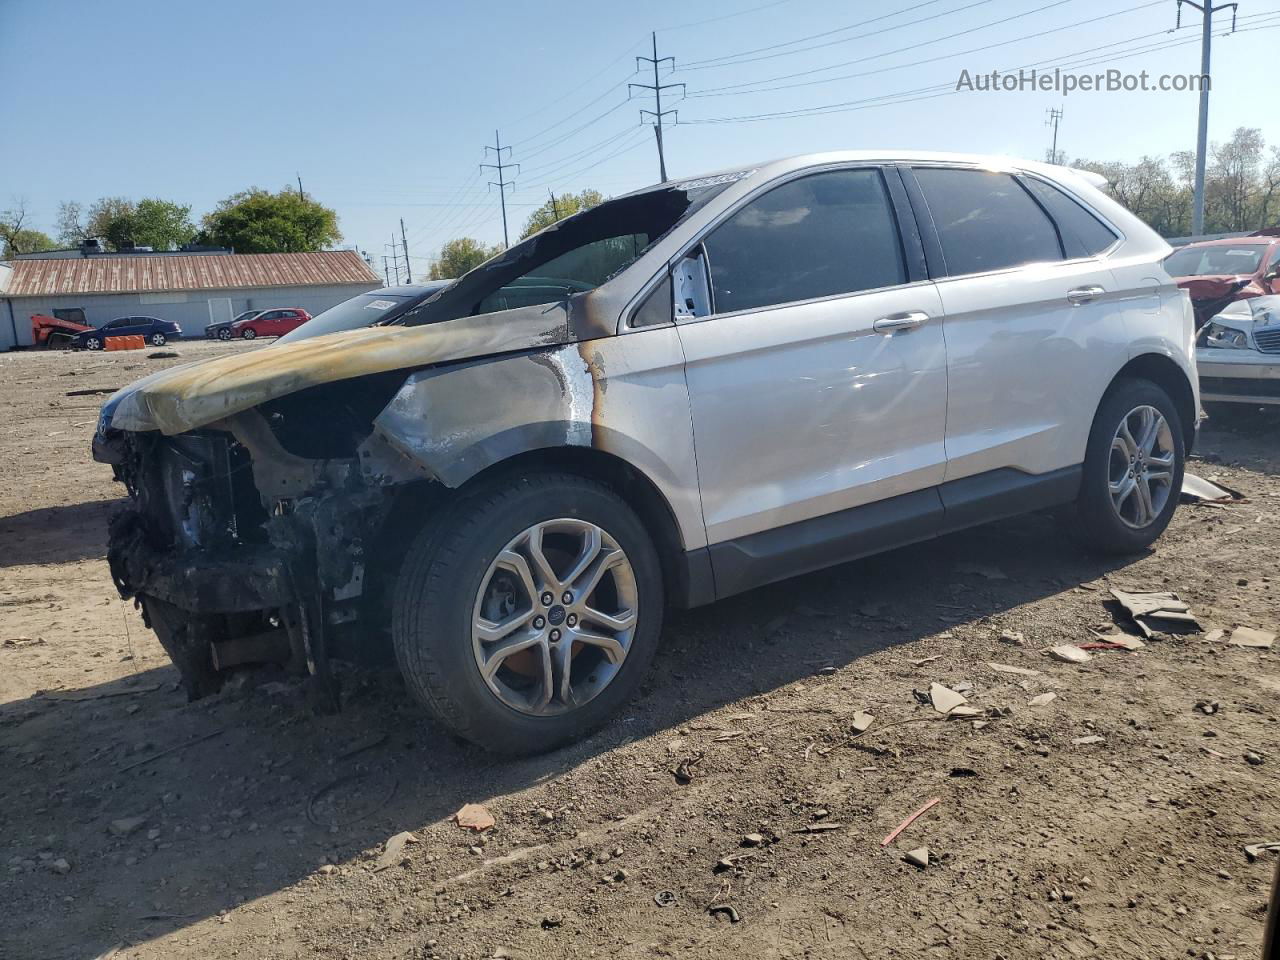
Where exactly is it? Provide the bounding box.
[630,32,684,182]
[679,20,1274,125]
[481,130,519,248]
[502,42,643,135]
[518,125,640,179]
[680,0,985,70]
[689,0,1170,97]
[656,0,801,32]
[520,127,655,193]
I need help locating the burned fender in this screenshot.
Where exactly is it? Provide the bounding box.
[360,330,709,552]
[365,347,595,487]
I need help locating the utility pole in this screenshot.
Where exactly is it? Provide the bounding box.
[481,130,519,248]
[399,218,412,283]
[1176,0,1238,235]
[1045,106,1063,164]
[630,32,685,182]
[381,256,390,286]
[548,189,562,220]
[386,235,402,284]
[297,173,304,200]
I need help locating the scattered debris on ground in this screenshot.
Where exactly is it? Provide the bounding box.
[452,804,495,832]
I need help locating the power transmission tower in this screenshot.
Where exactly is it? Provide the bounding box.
[481,130,519,248]
[400,218,412,283]
[1045,106,1063,163]
[1176,0,1238,235]
[630,32,684,182]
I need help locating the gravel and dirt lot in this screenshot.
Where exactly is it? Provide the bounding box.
[1,341,1277,960]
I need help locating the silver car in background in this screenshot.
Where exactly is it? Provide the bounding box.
[1197,295,1280,405]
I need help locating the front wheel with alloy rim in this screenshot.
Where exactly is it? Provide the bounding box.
[217,327,232,340]
[241,328,257,340]
[1076,377,1186,554]
[392,473,664,755]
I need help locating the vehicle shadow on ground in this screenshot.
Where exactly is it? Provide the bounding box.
[0,509,1142,959]
[0,497,121,569]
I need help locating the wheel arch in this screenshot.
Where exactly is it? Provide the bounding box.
[368,444,710,613]
[462,445,708,610]
[1107,353,1197,453]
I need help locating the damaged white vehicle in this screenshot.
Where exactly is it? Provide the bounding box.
[94,151,1198,754]
[1196,295,1280,405]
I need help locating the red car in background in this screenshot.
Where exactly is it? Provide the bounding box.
[230,307,311,340]
[1164,230,1280,327]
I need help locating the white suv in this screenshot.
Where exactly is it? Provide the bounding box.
[95,151,1198,754]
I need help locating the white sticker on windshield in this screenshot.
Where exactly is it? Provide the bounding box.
[365,299,397,310]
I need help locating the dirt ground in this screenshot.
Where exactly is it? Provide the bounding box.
[1,341,1277,960]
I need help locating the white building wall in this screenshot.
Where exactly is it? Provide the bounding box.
[2,281,379,349]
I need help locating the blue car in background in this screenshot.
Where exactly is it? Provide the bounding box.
[72,316,183,350]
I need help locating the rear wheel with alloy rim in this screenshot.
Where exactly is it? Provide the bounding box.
[85,337,102,350]
[149,332,166,346]
[392,472,663,754]
[1077,378,1185,554]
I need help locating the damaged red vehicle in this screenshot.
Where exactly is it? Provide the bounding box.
[1164,231,1280,327]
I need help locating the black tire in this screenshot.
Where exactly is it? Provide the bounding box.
[217,327,232,341]
[85,337,103,351]
[149,332,166,346]
[391,471,664,755]
[241,328,257,340]
[1076,377,1185,554]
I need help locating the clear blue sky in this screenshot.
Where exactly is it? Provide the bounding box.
[2,0,1277,274]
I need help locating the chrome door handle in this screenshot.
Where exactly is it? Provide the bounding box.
[1067,285,1105,305]
[873,310,930,333]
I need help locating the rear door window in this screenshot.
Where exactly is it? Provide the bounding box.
[1021,177,1118,257]
[913,167,1063,276]
[702,168,906,315]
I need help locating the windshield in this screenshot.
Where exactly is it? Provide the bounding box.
[278,292,417,343]
[398,176,741,327]
[230,310,258,324]
[1165,243,1268,277]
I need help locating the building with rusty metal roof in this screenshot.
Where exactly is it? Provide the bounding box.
[0,249,380,349]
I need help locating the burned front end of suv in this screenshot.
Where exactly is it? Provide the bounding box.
[90,173,737,703]
[94,371,420,702]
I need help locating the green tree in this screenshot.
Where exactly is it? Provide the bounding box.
[0,200,57,257]
[198,187,342,253]
[1,227,57,258]
[519,189,605,240]
[428,237,500,280]
[86,196,135,244]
